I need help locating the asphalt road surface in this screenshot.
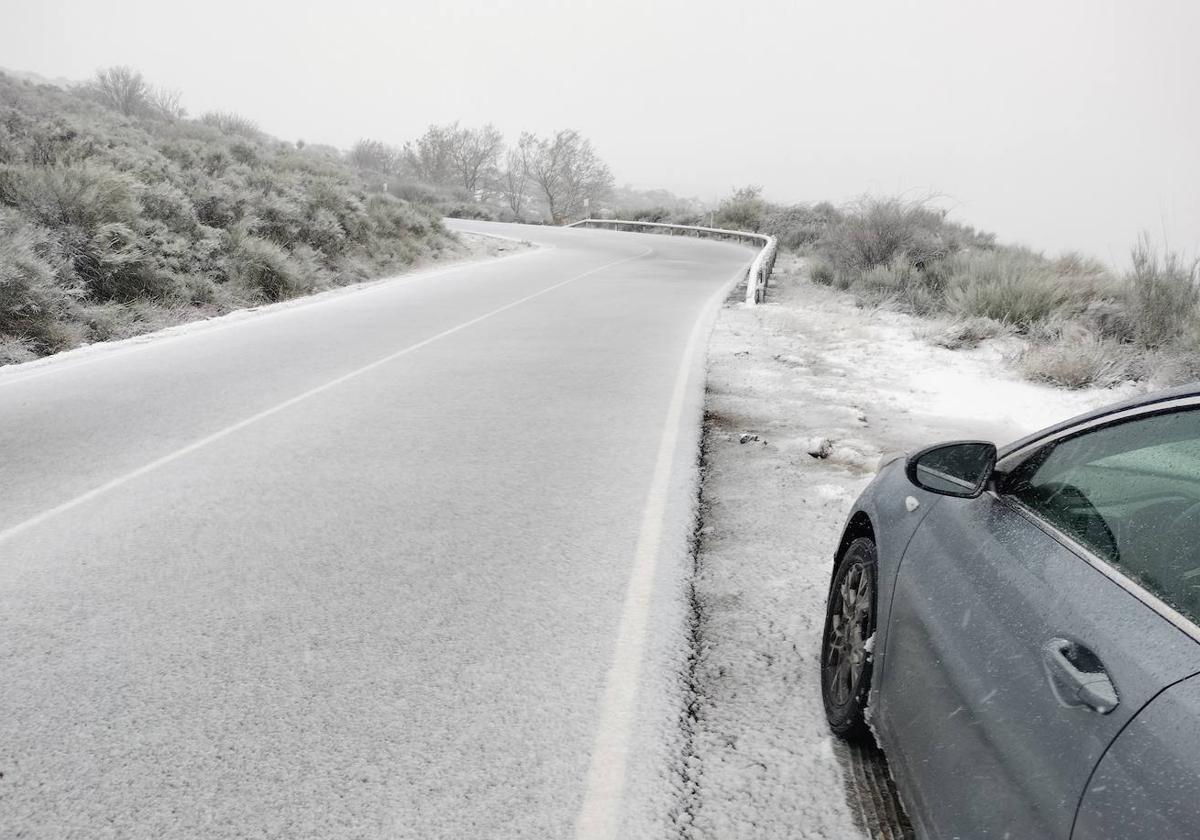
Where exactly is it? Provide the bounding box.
[0,221,755,839]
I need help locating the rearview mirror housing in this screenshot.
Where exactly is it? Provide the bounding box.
[906,441,997,499]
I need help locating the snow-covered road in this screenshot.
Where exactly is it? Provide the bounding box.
[0,221,753,839]
[683,255,1132,839]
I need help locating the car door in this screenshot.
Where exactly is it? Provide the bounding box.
[1072,673,1200,839]
[877,407,1200,840]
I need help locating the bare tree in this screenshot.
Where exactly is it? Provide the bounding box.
[448,124,504,192]
[520,129,614,224]
[403,123,458,186]
[91,66,150,117]
[148,87,186,121]
[501,149,529,217]
[348,139,401,175]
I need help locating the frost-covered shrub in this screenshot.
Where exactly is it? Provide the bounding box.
[444,202,497,221]
[0,211,79,350]
[943,250,1082,327]
[1128,236,1200,349]
[366,193,442,239]
[1018,330,1132,389]
[931,317,1010,350]
[388,180,441,205]
[79,301,134,341]
[819,198,942,278]
[808,257,836,287]
[613,205,673,223]
[0,163,139,230]
[0,335,37,364]
[139,181,197,231]
[200,111,261,139]
[84,221,175,301]
[232,236,313,301]
[712,186,768,232]
[192,181,244,228]
[252,190,305,245]
[762,202,842,251]
[854,257,945,315]
[813,197,996,288]
[302,207,347,253]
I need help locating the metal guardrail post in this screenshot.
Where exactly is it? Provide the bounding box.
[567,219,779,306]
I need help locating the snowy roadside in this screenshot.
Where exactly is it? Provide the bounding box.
[680,255,1136,839]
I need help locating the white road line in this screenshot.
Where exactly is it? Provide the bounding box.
[0,243,550,391]
[0,247,650,547]
[573,270,741,840]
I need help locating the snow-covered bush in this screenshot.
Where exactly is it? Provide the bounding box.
[0,210,80,351]
[0,69,452,362]
[232,236,316,302]
[1129,235,1200,349]
[943,250,1094,327]
[1018,329,1131,388]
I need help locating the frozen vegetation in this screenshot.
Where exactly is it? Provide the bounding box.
[644,189,1200,393]
[0,69,463,365]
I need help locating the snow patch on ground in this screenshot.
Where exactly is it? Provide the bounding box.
[684,255,1135,839]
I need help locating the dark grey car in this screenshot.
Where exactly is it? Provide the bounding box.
[822,385,1200,839]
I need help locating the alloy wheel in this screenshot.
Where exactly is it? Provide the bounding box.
[825,561,874,708]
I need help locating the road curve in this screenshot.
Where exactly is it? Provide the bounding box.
[0,221,755,839]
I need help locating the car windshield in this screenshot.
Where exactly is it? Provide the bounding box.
[1005,408,1200,626]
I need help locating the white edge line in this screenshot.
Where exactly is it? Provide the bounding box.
[0,246,650,547]
[0,239,553,391]
[572,265,746,840]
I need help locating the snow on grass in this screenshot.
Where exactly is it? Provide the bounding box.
[683,255,1134,839]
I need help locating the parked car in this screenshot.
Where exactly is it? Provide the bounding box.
[822,384,1200,839]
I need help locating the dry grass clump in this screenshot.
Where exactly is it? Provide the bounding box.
[942,249,1114,327]
[1129,234,1200,349]
[807,256,837,287]
[929,316,1012,350]
[1018,326,1132,389]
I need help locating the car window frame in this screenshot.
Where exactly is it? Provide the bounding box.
[992,398,1200,645]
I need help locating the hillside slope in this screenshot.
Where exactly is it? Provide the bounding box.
[0,71,456,364]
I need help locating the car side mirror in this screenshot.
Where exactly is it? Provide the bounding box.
[906,441,997,499]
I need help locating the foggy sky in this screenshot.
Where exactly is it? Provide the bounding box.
[4,0,1197,265]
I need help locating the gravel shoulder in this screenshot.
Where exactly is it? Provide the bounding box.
[682,255,1132,839]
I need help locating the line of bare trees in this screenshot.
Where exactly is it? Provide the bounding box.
[85,65,615,225]
[350,123,614,225]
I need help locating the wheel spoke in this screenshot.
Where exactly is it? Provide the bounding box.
[838,658,853,702]
[826,617,845,665]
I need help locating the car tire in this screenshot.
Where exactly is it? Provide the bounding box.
[821,536,879,741]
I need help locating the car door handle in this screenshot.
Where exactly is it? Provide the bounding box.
[1041,638,1120,714]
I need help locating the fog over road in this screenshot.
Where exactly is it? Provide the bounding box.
[0,222,755,838]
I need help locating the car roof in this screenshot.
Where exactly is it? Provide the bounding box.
[998,382,1200,458]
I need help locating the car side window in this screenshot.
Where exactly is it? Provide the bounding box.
[1003,408,1200,626]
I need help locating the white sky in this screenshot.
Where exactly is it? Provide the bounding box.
[4,0,1197,265]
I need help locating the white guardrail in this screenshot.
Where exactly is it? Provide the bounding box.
[567,219,778,305]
